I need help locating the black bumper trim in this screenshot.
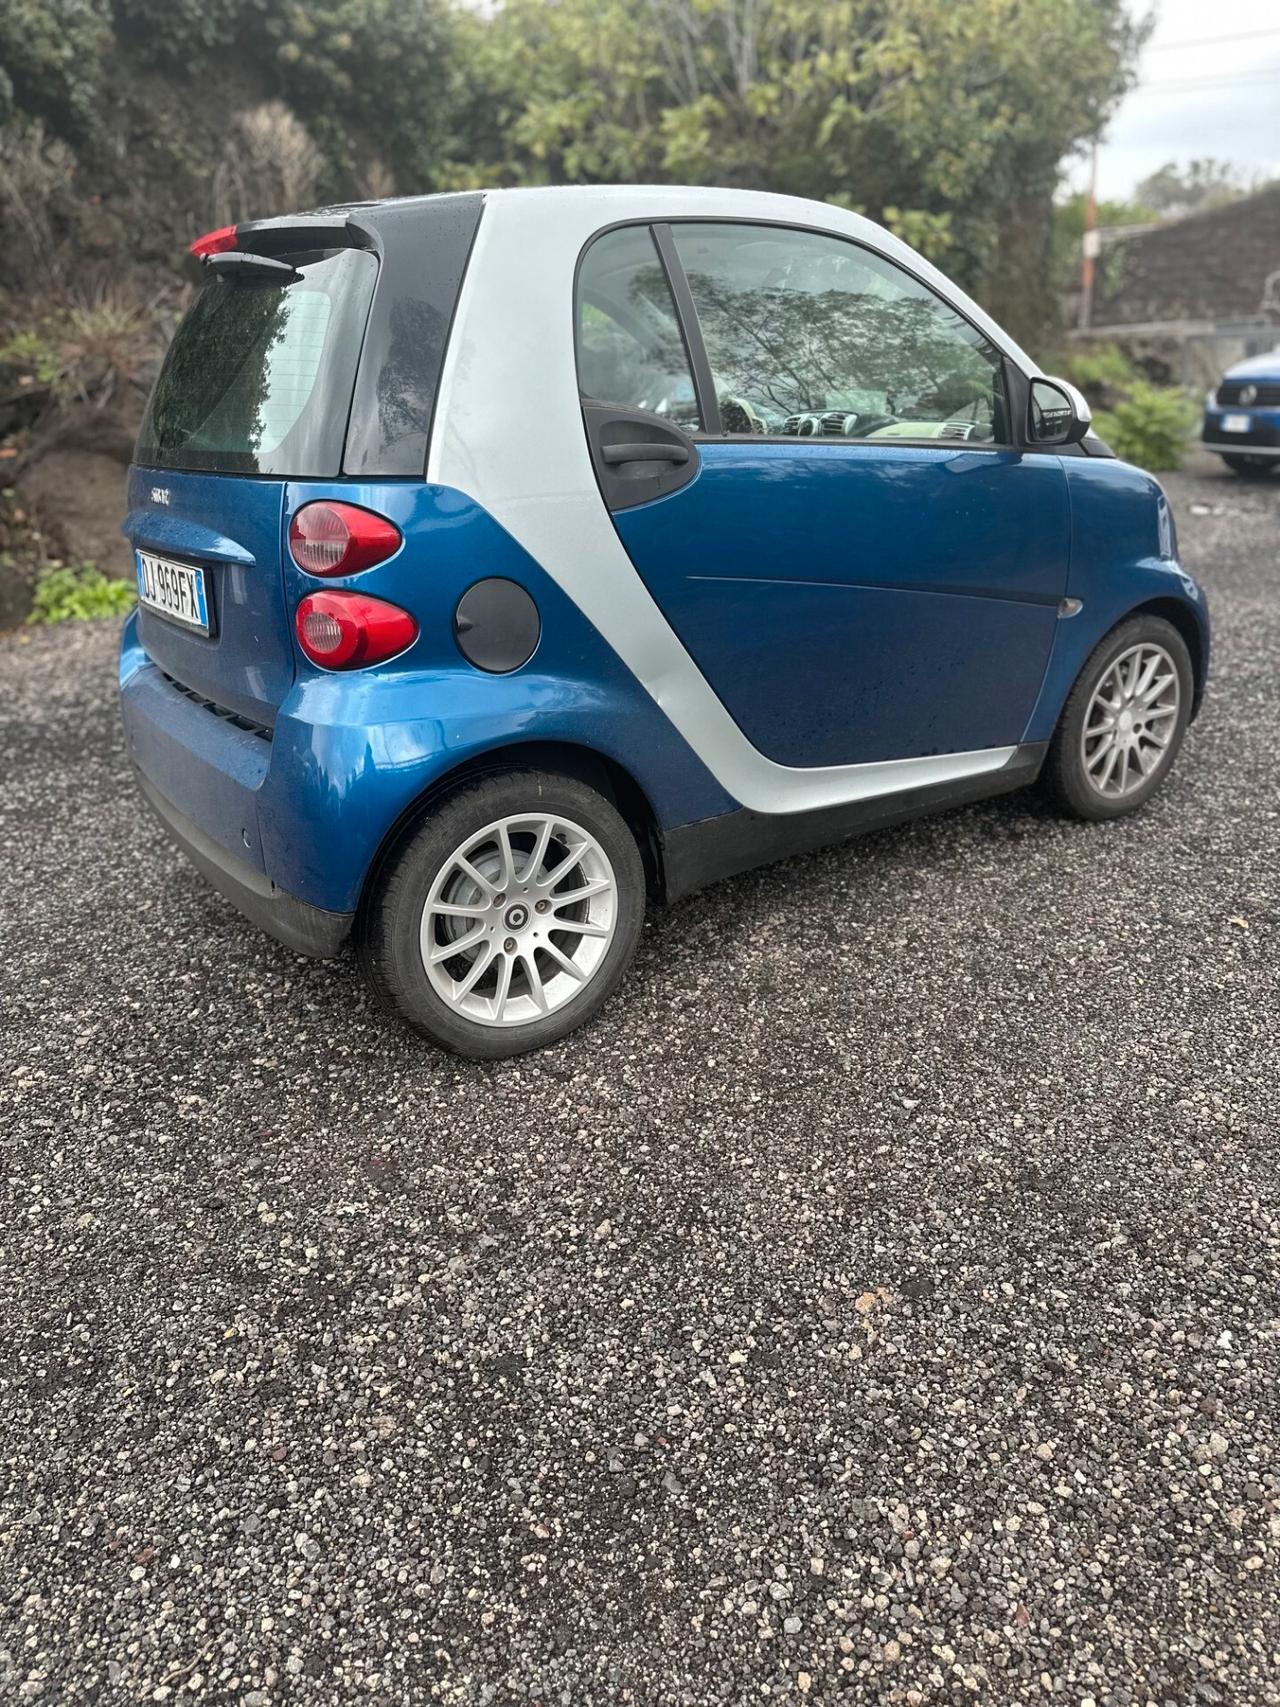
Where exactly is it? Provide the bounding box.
[133,766,353,958]
[659,742,1049,904]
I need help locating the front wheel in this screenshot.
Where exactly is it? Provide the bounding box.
[361,770,646,1058]
[1041,615,1194,821]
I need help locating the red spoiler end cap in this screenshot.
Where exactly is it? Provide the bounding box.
[190,225,239,259]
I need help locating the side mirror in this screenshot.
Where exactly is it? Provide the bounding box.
[1028,376,1092,447]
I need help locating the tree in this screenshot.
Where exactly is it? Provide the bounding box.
[1134,158,1269,223]
[452,0,1145,342]
[1,0,456,198]
[267,0,456,189]
[0,0,112,141]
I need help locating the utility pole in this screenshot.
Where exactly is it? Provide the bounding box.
[1079,139,1100,332]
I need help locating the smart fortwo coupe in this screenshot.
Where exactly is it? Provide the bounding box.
[120,186,1209,1057]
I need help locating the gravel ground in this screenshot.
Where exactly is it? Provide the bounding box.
[2,457,1278,1706]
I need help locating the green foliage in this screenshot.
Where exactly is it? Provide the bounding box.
[27,561,137,624]
[0,329,61,387]
[1094,382,1197,473]
[1053,341,1196,470]
[1054,191,1154,250]
[0,0,1149,354]
[267,0,454,186]
[1049,342,1196,470]
[111,0,250,65]
[1051,191,1154,293]
[2,0,454,203]
[1057,341,1139,402]
[0,0,111,141]
[1,293,158,408]
[453,0,1145,340]
[1134,158,1271,223]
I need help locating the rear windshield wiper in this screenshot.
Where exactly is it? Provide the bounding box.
[205,251,303,284]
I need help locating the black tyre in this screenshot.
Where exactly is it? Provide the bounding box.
[360,769,646,1058]
[1221,454,1276,478]
[1041,614,1194,822]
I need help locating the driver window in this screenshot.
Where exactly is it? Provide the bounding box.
[670,223,1007,444]
[576,225,701,431]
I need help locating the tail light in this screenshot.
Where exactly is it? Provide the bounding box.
[190,225,239,258]
[296,591,418,669]
[289,501,402,578]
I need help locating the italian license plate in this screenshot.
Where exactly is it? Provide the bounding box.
[135,550,210,635]
[1221,413,1251,433]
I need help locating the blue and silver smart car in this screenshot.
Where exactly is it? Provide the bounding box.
[1202,348,1280,476]
[119,187,1209,1056]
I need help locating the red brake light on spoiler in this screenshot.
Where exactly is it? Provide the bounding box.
[190,225,238,258]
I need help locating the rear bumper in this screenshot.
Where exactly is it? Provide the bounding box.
[133,765,353,957]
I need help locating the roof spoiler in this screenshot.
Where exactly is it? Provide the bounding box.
[189,213,378,264]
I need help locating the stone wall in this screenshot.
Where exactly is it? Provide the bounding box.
[1093,187,1280,327]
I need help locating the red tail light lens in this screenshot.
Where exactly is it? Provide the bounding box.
[296,591,418,669]
[289,501,402,578]
[190,225,239,258]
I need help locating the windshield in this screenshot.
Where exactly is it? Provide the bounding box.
[136,247,378,476]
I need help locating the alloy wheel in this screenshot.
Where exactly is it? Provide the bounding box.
[419,813,618,1027]
[1080,642,1181,800]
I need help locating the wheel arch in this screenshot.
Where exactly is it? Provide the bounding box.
[355,740,666,926]
[1128,596,1208,719]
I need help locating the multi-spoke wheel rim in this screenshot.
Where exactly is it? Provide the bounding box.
[1081,642,1181,800]
[420,813,617,1028]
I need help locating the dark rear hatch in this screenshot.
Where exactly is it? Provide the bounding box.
[126,195,483,727]
[127,245,378,727]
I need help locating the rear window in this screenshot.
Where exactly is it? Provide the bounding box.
[136,248,378,477]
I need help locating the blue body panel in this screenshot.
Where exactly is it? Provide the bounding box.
[124,472,292,728]
[120,471,735,917]
[611,442,1070,765]
[1023,459,1209,743]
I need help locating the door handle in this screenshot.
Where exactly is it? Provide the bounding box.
[601,441,690,465]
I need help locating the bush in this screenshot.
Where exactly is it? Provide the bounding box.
[213,100,325,226]
[0,284,165,424]
[27,561,136,623]
[1047,342,1199,471]
[1059,341,1140,403]
[1093,382,1198,473]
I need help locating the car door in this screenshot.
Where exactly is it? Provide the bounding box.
[576,219,1071,768]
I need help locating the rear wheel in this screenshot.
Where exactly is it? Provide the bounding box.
[360,770,646,1057]
[1041,615,1194,821]
[1221,453,1276,477]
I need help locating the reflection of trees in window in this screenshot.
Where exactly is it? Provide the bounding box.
[578,265,698,425]
[376,296,445,456]
[146,280,284,467]
[684,274,1000,433]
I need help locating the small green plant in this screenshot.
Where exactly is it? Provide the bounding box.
[27,562,136,624]
[1093,382,1198,473]
[0,328,61,387]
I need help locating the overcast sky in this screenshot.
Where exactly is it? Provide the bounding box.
[1062,0,1280,201]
